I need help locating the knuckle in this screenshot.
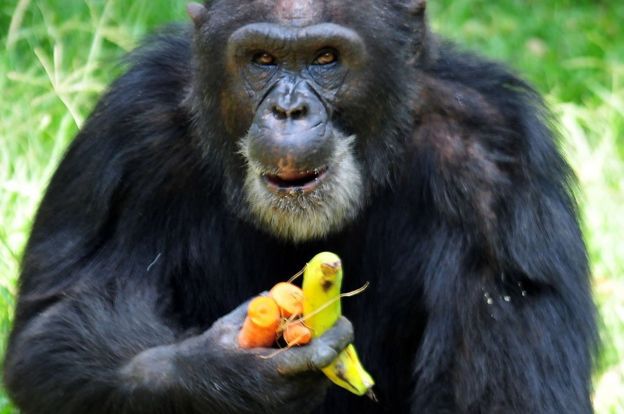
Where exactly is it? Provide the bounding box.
[313,344,338,368]
[338,315,353,331]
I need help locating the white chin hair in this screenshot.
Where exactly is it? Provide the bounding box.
[240,135,364,242]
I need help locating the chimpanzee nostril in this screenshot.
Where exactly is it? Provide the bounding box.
[271,102,309,121]
[290,105,308,120]
[271,105,288,120]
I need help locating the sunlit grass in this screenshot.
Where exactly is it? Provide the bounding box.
[558,68,624,413]
[0,1,622,413]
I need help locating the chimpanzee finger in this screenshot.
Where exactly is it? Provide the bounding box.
[273,316,354,376]
[314,317,354,354]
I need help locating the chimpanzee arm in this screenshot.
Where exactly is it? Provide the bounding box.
[5,277,353,414]
[409,49,596,413]
[5,271,354,414]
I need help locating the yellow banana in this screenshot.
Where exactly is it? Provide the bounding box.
[302,252,375,397]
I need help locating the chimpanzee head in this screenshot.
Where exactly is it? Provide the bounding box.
[187,0,428,242]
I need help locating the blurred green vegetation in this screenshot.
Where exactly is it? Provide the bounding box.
[0,0,622,412]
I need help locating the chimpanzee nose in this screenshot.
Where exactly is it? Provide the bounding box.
[257,81,327,134]
[249,81,333,174]
[271,95,309,121]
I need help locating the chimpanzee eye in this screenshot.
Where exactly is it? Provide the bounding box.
[252,52,276,66]
[313,49,338,65]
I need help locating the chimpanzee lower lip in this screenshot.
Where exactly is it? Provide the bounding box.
[262,167,328,194]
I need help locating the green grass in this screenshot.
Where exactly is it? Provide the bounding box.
[0,1,622,412]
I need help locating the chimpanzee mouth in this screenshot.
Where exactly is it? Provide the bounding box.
[262,167,328,194]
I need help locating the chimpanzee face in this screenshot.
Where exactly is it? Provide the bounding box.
[225,22,368,241]
[189,0,414,242]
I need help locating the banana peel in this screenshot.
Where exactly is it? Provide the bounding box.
[302,252,375,398]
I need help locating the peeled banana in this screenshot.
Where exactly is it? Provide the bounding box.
[302,252,375,397]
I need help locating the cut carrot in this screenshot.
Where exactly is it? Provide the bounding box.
[283,321,312,346]
[247,296,281,328]
[238,317,276,348]
[270,282,304,318]
[238,296,281,348]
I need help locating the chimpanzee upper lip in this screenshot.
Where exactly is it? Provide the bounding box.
[262,167,328,193]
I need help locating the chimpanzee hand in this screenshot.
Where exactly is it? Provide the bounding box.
[201,299,354,413]
[123,298,354,414]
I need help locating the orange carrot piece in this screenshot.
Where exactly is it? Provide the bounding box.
[238,317,276,348]
[270,282,304,317]
[238,296,281,348]
[247,296,281,328]
[283,321,312,346]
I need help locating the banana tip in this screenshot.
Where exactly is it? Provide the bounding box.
[320,260,342,275]
[366,388,378,402]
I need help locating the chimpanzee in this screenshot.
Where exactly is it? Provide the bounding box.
[4,1,596,413]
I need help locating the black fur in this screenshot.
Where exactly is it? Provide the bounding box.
[4,2,596,413]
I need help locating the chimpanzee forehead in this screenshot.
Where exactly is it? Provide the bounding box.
[274,0,325,26]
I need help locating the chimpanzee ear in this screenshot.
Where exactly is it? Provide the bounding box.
[187,2,209,28]
[397,0,430,63]
[401,0,427,16]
